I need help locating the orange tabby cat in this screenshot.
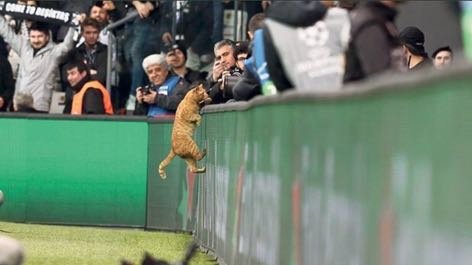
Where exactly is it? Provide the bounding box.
[158,84,211,179]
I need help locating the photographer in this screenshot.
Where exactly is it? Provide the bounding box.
[206,39,243,104]
[134,54,190,117]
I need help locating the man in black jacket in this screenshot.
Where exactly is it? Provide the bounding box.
[344,0,405,82]
[69,17,108,85]
[64,60,113,115]
[206,39,242,104]
[232,13,265,101]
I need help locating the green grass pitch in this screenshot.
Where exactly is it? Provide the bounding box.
[0,221,217,265]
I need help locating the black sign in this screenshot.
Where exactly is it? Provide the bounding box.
[0,1,77,26]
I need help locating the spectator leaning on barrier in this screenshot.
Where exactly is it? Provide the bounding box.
[66,60,113,115]
[0,16,76,112]
[240,1,328,95]
[399,26,432,71]
[432,46,453,70]
[343,0,405,83]
[135,53,190,117]
[260,0,350,92]
[207,39,242,104]
[232,13,265,101]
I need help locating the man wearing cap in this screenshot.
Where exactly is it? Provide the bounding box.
[165,42,207,86]
[135,53,190,117]
[432,46,453,70]
[399,26,432,71]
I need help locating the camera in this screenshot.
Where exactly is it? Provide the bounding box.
[222,67,243,91]
[141,84,154,95]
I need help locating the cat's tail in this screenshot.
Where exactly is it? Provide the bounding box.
[158,149,176,179]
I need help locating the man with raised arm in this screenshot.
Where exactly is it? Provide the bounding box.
[0,16,76,112]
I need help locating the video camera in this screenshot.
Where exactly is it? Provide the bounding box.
[222,67,243,91]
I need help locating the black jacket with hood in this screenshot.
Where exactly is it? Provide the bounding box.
[343,1,401,82]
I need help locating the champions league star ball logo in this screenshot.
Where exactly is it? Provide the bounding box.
[297,21,329,47]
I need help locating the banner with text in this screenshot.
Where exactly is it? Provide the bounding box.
[0,1,77,26]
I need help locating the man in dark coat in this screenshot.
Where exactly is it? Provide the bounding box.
[344,0,405,82]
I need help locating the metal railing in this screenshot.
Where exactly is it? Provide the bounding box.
[104,10,138,91]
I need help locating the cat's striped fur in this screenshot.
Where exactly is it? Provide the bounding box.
[158,84,211,179]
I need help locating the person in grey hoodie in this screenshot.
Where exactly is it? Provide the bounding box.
[0,17,76,112]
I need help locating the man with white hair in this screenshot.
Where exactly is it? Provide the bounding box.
[0,235,24,265]
[135,53,190,117]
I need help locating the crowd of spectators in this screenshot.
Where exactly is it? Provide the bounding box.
[0,0,460,116]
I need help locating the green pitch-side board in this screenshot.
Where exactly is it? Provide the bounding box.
[194,68,472,265]
[146,121,197,231]
[0,117,194,229]
[0,118,148,226]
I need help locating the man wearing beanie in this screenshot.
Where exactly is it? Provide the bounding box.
[432,46,453,70]
[165,42,207,86]
[399,26,432,71]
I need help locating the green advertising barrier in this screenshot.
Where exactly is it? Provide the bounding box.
[146,119,197,232]
[0,116,148,227]
[194,66,472,265]
[0,115,196,230]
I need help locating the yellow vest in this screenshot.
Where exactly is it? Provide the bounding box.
[71,80,113,115]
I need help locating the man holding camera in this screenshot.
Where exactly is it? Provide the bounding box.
[135,53,190,117]
[206,39,243,104]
